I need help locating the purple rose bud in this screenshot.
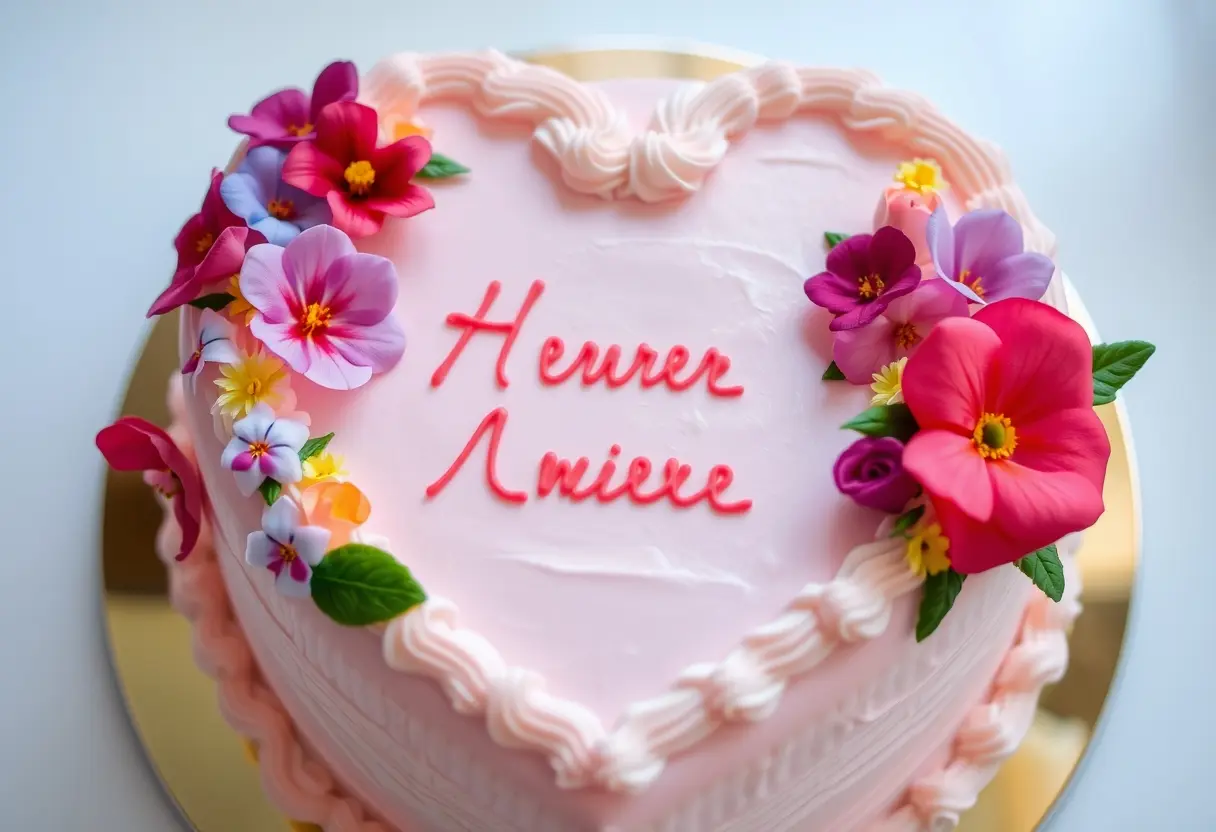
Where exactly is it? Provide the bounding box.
[832,436,919,513]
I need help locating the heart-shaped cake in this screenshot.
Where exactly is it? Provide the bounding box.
[97,48,1154,832]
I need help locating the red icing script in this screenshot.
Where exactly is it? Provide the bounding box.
[425,281,753,515]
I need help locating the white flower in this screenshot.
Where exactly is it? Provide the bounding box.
[245,497,330,597]
[220,403,308,496]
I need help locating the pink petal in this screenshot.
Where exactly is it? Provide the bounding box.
[326,193,384,238]
[282,225,357,305]
[362,183,436,218]
[327,316,406,374]
[975,299,1093,423]
[251,318,312,374]
[227,114,289,144]
[240,243,295,324]
[299,339,374,390]
[314,100,379,162]
[147,268,200,317]
[934,499,1032,574]
[310,60,359,118]
[289,555,312,583]
[282,141,345,198]
[903,430,994,522]
[194,226,261,287]
[230,451,255,472]
[901,316,999,432]
[327,252,398,326]
[249,88,309,131]
[832,316,897,383]
[989,461,1104,553]
[805,271,862,315]
[96,418,170,471]
[824,233,872,282]
[170,496,201,561]
[899,278,971,328]
[1012,407,1110,493]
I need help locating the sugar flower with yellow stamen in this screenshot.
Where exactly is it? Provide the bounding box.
[905,520,951,578]
[214,348,291,419]
[894,158,945,196]
[221,404,308,496]
[870,357,908,406]
[300,451,347,489]
[225,273,256,325]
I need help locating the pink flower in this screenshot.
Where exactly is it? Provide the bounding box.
[282,101,434,238]
[832,279,969,383]
[240,224,405,390]
[804,226,922,331]
[245,496,330,597]
[96,417,204,561]
[220,404,309,496]
[181,309,239,391]
[900,299,1110,573]
[228,61,359,149]
[873,186,939,268]
[148,171,265,316]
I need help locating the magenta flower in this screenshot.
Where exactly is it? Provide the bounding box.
[833,436,919,514]
[228,61,358,149]
[832,279,969,383]
[925,205,1055,303]
[804,226,922,331]
[245,497,330,598]
[239,225,405,390]
[220,403,309,496]
[181,309,239,391]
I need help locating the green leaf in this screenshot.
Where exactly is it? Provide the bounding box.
[916,568,966,642]
[258,478,281,505]
[310,544,428,626]
[416,153,470,180]
[824,232,850,249]
[1092,340,1155,405]
[189,293,235,311]
[1016,544,1065,602]
[299,432,335,462]
[841,403,919,442]
[890,505,926,537]
[822,361,847,381]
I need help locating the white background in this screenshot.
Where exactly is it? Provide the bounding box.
[0,0,1211,828]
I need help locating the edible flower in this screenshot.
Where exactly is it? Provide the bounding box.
[220,147,331,245]
[893,158,945,195]
[245,496,330,598]
[228,60,358,149]
[224,274,256,325]
[96,417,203,561]
[804,226,921,331]
[220,403,309,496]
[300,451,346,488]
[282,101,434,238]
[925,205,1055,304]
[870,357,907,406]
[213,348,292,419]
[300,480,371,549]
[181,309,239,391]
[240,224,406,390]
[874,187,939,268]
[832,279,969,383]
[832,435,920,514]
[905,521,951,578]
[148,171,264,316]
[900,299,1109,573]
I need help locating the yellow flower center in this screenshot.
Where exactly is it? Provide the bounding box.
[195,231,215,254]
[857,273,885,300]
[973,413,1017,460]
[344,160,376,196]
[894,158,944,195]
[248,440,271,459]
[277,543,299,563]
[957,269,985,299]
[285,123,313,137]
[300,302,333,337]
[894,322,920,349]
[245,378,263,397]
[266,198,296,220]
[905,521,951,578]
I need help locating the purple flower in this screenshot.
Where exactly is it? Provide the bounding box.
[925,205,1055,303]
[228,61,358,149]
[240,225,406,390]
[245,497,330,597]
[181,309,239,391]
[219,147,331,246]
[804,227,922,331]
[220,403,308,496]
[832,279,969,383]
[832,436,919,513]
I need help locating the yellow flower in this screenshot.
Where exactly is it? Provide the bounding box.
[894,158,944,195]
[906,521,951,578]
[871,357,908,406]
[214,350,290,418]
[300,452,346,489]
[225,274,256,325]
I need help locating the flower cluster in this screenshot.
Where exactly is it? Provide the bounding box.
[813,159,1154,641]
[99,60,433,619]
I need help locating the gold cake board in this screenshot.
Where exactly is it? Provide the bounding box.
[102,45,1139,832]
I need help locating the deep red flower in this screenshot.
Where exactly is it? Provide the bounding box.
[900,299,1110,573]
[148,170,265,317]
[96,417,204,561]
[282,101,434,239]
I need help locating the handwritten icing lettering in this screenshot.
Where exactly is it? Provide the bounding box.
[427,282,752,514]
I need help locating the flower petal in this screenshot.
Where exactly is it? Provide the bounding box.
[283,225,357,304]
[327,253,398,326]
[245,532,280,569]
[234,403,277,443]
[374,135,433,184]
[249,88,309,132]
[220,437,248,470]
[310,60,359,119]
[170,495,202,562]
[233,464,265,497]
[292,526,332,566]
[262,496,302,544]
[824,232,872,282]
[890,278,971,328]
[275,561,313,597]
[263,446,304,485]
[832,316,898,383]
[952,209,1023,279]
[326,316,406,374]
[933,498,1034,574]
[903,430,994,522]
[975,298,1094,422]
[314,100,379,163]
[220,172,269,224]
[195,226,261,287]
[147,269,201,317]
[240,243,294,324]
[869,225,917,282]
[1013,407,1110,493]
[902,316,1000,432]
[251,216,302,246]
[981,252,1056,302]
[266,417,309,453]
[989,461,1104,553]
[281,141,346,198]
[227,114,287,143]
[805,271,861,315]
[828,300,888,332]
[299,340,375,390]
[252,318,312,374]
[924,202,955,279]
[96,417,169,471]
[362,183,435,219]
[326,192,384,238]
